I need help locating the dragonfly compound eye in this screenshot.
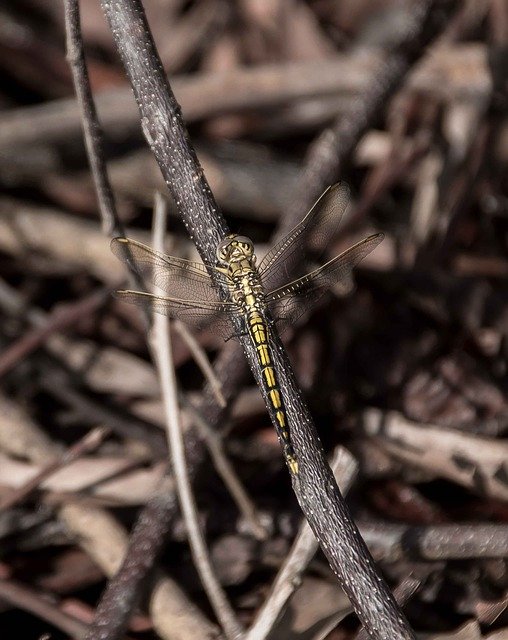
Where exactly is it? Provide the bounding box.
[232,236,254,256]
[216,237,233,264]
[216,235,254,264]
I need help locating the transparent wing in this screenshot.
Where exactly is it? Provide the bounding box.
[115,290,239,339]
[265,233,383,330]
[258,183,351,293]
[111,237,224,303]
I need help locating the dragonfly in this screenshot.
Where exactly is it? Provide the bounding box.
[111,183,383,474]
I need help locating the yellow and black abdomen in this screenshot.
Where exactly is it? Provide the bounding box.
[247,310,298,474]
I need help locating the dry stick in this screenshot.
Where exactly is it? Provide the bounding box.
[359,522,508,563]
[65,0,144,292]
[59,497,218,640]
[150,193,243,640]
[173,319,226,407]
[98,2,416,638]
[85,479,182,637]
[64,0,149,349]
[0,426,109,511]
[245,446,358,640]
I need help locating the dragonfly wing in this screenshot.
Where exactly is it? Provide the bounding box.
[111,237,224,303]
[265,233,383,330]
[115,290,239,339]
[258,183,351,293]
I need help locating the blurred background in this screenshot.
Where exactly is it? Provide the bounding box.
[0,1,507,639]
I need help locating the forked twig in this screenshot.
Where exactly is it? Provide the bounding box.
[181,395,269,541]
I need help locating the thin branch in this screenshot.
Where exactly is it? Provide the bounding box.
[60,496,218,640]
[64,0,122,237]
[181,395,268,541]
[173,319,226,407]
[150,192,243,639]
[81,479,179,640]
[359,522,508,562]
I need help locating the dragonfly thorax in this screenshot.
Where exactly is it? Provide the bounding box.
[215,235,263,308]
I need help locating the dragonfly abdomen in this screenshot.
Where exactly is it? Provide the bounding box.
[247,310,298,474]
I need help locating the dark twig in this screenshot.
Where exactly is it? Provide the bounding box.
[0,287,111,379]
[81,479,178,639]
[81,357,239,640]
[282,0,460,236]
[64,0,123,237]
[97,1,417,638]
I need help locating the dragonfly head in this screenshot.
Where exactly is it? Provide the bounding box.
[216,235,255,267]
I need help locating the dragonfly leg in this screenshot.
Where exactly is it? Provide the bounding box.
[224,330,247,342]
